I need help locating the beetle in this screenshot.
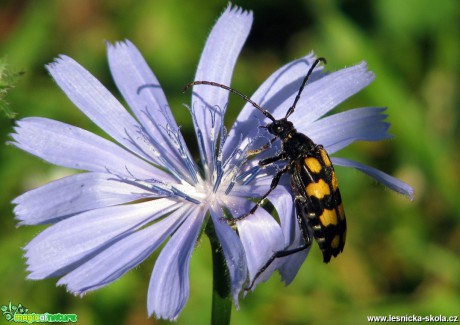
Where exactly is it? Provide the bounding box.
[185,58,346,288]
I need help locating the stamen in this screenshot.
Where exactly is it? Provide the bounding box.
[224,165,240,195]
[170,186,201,204]
[209,106,218,179]
[213,160,224,193]
[187,103,210,177]
[163,123,199,184]
[235,165,260,184]
[142,106,199,184]
[212,116,227,193]
[223,148,249,195]
[131,124,185,182]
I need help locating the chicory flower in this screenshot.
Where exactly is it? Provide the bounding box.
[10,4,413,321]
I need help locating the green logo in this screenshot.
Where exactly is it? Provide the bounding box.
[1,301,77,323]
[1,301,29,321]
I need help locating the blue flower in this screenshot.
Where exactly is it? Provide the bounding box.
[10,4,413,321]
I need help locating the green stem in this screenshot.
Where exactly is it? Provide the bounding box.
[205,222,232,325]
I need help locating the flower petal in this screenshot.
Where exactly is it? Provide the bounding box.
[191,5,252,167]
[234,199,284,289]
[268,187,309,285]
[223,53,319,160]
[47,55,158,164]
[25,199,179,279]
[307,107,392,154]
[107,41,195,179]
[291,61,375,125]
[57,206,187,294]
[332,157,415,200]
[10,117,175,182]
[225,61,375,161]
[147,205,207,320]
[210,205,247,307]
[13,172,154,225]
[268,187,297,247]
[229,176,275,198]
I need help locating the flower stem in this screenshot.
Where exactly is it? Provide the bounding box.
[205,222,232,325]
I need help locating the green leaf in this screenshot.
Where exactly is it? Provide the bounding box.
[0,57,23,119]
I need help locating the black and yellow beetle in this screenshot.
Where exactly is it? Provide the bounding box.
[185,58,346,287]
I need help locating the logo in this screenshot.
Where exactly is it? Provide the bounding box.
[1,301,77,323]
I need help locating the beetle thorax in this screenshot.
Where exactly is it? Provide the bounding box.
[266,118,296,141]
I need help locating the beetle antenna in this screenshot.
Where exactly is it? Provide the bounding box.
[183,81,276,122]
[285,57,326,119]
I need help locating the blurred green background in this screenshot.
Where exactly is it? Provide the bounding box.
[1,0,459,324]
